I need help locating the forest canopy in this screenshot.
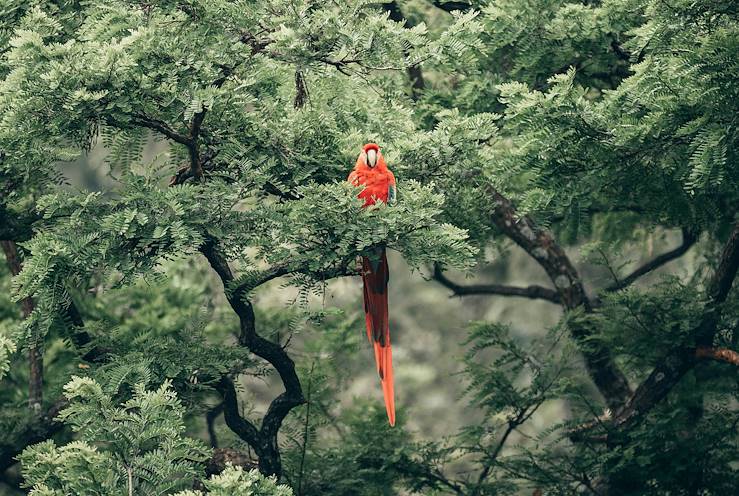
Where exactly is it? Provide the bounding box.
[1,0,737,495]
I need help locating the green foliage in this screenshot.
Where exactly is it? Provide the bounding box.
[175,465,293,496]
[1,0,737,495]
[248,180,476,280]
[0,334,15,381]
[282,401,456,496]
[594,278,706,365]
[20,375,211,495]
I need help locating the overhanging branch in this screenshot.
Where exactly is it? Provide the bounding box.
[131,114,192,146]
[231,263,358,297]
[432,263,561,304]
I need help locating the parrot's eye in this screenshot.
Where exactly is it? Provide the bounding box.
[366,149,377,168]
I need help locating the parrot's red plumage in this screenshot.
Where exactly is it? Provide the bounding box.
[348,143,397,426]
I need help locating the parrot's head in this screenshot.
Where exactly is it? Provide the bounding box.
[360,143,384,169]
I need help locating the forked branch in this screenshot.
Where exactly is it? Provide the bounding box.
[201,240,304,477]
[486,186,632,411]
[605,222,739,431]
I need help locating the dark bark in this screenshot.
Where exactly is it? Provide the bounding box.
[603,228,697,293]
[294,70,308,109]
[487,187,633,411]
[206,403,224,448]
[432,1,473,13]
[1,240,42,413]
[201,240,305,477]
[432,263,561,304]
[609,222,739,430]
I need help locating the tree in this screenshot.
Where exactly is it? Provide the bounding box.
[1,0,737,495]
[0,0,477,491]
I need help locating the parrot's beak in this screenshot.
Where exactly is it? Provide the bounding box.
[366,149,378,168]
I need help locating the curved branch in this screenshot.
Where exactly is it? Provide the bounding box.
[216,377,261,449]
[231,263,358,297]
[201,240,304,477]
[131,114,192,146]
[604,228,697,293]
[432,263,561,304]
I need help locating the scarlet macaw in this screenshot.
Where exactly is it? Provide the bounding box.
[348,143,397,426]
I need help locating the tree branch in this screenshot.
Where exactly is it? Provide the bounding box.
[487,186,632,410]
[131,114,192,146]
[704,222,739,305]
[432,263,561,303]
[1,240,42,413]
[432,1,473,12]
[216,376,261,449]
[231,263,358,298]
[201,240,305,477]
[695,347,739,367]
[206,402,224,448]
[608,221,739,431]
[604,228,697,293]
[185,63,238,181]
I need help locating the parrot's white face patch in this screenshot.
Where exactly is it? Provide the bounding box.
[366,149,377,168]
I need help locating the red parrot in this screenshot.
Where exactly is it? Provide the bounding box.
[348,143,397,426]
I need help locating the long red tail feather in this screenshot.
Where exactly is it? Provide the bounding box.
[361,248,395,426]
